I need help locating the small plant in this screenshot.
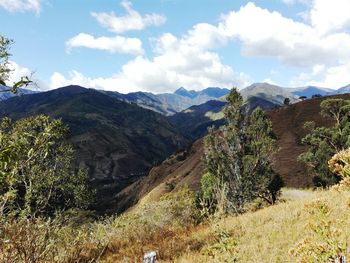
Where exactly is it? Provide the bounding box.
[201,226,238,262]
[165,181,175,191]
[290,199,347,262]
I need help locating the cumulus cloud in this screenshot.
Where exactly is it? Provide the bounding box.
[292,63,350,88]
[52,23,251,93]
[91,0,166,33]
[66,33,144,55]
[218,2,350,68]
[6,61,48,90]
[60,0,350,92]
[7,61,32,84]
[0,0,42,14]
[309,0,350,35]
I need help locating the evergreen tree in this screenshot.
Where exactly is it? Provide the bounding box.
[299,98,350,187]
[204,88,282,214]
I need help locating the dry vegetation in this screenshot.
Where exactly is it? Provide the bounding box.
[1,183,350,263]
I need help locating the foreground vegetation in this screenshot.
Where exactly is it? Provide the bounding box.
[1,182,350,262]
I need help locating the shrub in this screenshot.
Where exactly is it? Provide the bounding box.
[329,148,350,178]
[290,199,347,262]
[0,216,107,263]
[0,115,94,217]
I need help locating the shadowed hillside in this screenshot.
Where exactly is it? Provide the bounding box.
[169,96,281,140]
[121,94,350,207]
[103,87,230,116]
[0,85,190,213]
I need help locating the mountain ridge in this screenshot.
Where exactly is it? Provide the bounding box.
[117,93,350,210]
[0,85,190,213]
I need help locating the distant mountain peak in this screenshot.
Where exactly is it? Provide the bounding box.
[176,87,187,92]
[174,87,197,98]
[174,86,230,99]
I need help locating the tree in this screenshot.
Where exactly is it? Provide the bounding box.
[0,35,31,93]
[299,98,350,187]
[0,115,94,217]
[203,88,283,214]
[284,98,291,106]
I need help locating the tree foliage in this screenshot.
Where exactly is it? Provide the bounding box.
[0,115,94,217]
[0,35,31,92]
[203,88,283,214]
[299,99,350,187]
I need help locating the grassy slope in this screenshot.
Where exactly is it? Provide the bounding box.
[173,186,350,263]
[102,185,350,262]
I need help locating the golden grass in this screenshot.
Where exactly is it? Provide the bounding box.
[171,186,350,263]
[2,186,349,262]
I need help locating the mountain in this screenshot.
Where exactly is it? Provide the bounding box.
[174,87,230,99]
[102,90,178,115]
[0,84,36,101]
[240,83,298,105]
[290,86,333,98]
[168,100,227,140]
[168,95,281,140]
[0,85,190,213]
[174,87,198,98]
[332,84,350,95]
[103,87,230,116]
[121,94,350,208]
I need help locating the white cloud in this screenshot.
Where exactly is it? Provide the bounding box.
[309,0,350,35]
[91,0,166,33]
[217,2,350,68]
[262,78,277,85]
[0,0,42,14]
[59,1,350,92]
[52,22,251,93]
[66,33,144,55]
[298,63,350,88]
[6,61,49,90]
[8,61,32,84]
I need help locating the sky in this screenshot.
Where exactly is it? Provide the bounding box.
[1,0,350,93]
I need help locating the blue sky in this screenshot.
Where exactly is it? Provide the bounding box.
[1,0,350,93]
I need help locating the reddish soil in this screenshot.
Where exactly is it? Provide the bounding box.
[117,94,350,207]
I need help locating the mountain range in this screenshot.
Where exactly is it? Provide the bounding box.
[0,85,189,213]
[0,84,36,101]
[102,87,230,116]
[0,82,350,213]
[2,82,350,118]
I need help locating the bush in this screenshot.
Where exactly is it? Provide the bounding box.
[0,216,107,263]
[329,148,350,178]
[0,115,94,217]
[290,199,347,262]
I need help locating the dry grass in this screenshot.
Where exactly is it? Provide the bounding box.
[1,185,350,263]
[170,185,350,263]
